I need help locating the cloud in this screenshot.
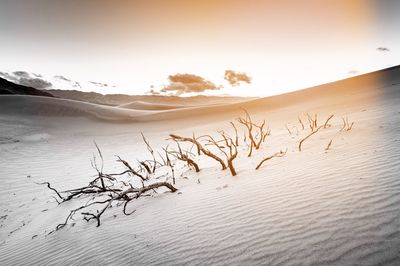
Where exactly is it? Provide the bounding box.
[160,73,219,95]
[0,71,17,82]
[13,71,30,78]
[224,70,251,86]
[54,75,81,88]
[18,77,52,89]
[377,47,390,52]
[0,71,52,89]
[54,75,72,82]
[89,81,109,87]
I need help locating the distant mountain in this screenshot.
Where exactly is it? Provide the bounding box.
[0,77,54,97]
[46,89,256,106]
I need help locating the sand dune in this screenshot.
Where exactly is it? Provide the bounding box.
[118,100,190,110]
[0,95,152,121]
[46,89,253,106]
[0,66,400,265]
[143,65,400,122]
[2,66,400,124]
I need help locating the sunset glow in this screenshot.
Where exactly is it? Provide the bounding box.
[0,0,399,96]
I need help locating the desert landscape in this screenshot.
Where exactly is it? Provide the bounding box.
[1,66,400,265]
[1,0,400,265]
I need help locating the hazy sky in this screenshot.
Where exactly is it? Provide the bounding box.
[0,0,399,96]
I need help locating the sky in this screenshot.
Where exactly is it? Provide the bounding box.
[0,0,399,96]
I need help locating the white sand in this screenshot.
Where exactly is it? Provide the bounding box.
[0,67,400,265]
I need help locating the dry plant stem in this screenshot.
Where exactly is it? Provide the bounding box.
[230,121,239,146]
[347,121,354,131]
[298,116,305,130]
[238,110,256,156]
[186,158,200,172]
[262,129,269,142]
[325,139,333,150]
[323,114,334,128]
[253,120,268,149]
[248,140,253,157]
[91,141,106,190]
[299,114,336,151]
[45,180,177,231]
[40,142,180,233]
[82,200,113,227]
[307,113,318,132]
[218,131,238,176]
[162,145,176,184]
[199,132,238,175]
[157,151,167,166]
[238,109,267,156]
[169,134,227,170]
[341,117,354,131]
[169,141,200,172]
[141,132,157,173]
[255,149,287,170]
[120,181,177,198]
[340,117,346,131]
[116,156,146,181]
[37,182,64,201]
[192,133,201,155]
[298,125,324,151]
[138,161,152,176]
[285,124,293,135]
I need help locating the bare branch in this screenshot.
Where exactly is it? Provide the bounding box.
[230,121,239,146]
[285,124,293,135]
[255,149,287,170]
[323,114,334,128]
[169,134,227,170]
[141,132,157,173]
[116,156,146,181]
[325,139,333,151]
[168,141,200,173]
[340,116,354,131]
[298,116,305,130]
[238,109,267,156]
[298,125,323,151]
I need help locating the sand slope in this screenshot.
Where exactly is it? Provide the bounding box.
[0,95,152,121]
[2,66,400,124]
[46,89,254,106]
[0,66,400,265]
[118,100,190,110]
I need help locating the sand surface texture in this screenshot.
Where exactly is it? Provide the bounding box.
[1,67,400,265]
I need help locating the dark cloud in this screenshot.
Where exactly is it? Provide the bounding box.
[54,75,72,82]
[33,73,43,78]
[89,81,109,87]
[18,77,52,89]
[0,71,17,82]
[13,71,30,78]
[160,73,219,95]
[377,47,390,52]
[72,81,81,88]
[224,70,251,86]
[1,71,52,89]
